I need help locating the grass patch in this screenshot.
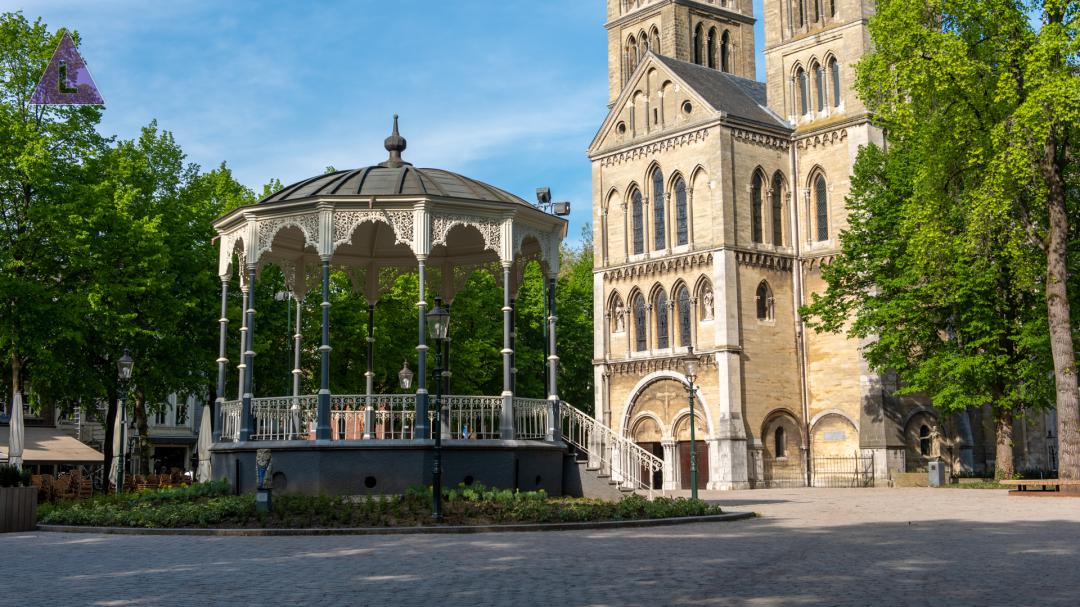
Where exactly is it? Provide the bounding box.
[39,481,723,529]
[943,481,1007,489]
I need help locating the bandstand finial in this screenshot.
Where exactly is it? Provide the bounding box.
[380,114,411,168]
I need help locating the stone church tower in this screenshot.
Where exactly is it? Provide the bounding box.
[590,0,951,491]
[590,0,1058,489]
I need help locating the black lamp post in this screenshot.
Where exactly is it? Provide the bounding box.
[427,298,450,522]
[116,349,134,494]
[681,347,700,500]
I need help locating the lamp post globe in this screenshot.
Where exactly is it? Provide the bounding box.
[116,349,134,494]
[681,347,699,500]
[425,298,451,521]
[398,361,414,391]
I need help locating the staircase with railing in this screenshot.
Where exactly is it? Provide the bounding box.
[561,401,665,497]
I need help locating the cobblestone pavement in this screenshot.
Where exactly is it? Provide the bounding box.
[2,488,1078,606]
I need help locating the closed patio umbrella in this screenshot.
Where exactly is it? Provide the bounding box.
[107,407,121,487]
[196,403,213,482]
[8,391,24,469]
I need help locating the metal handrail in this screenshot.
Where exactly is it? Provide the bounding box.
[561,401,664,497]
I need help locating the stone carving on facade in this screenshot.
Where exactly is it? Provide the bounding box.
[332,209,415,252]
[603,252,712,281]
[735,250,795,272]
[432,213,502,254]
[610,352,715,376]
[614,301,626,333]
[256,213,320,259]
[732,127,790,150]
[702,289,714,321]
[599,128,710,168]
[796,128,848,150]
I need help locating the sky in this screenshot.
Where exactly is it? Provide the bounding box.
[6,0,768,244]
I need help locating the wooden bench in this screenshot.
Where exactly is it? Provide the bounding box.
[1000,479,1080,494]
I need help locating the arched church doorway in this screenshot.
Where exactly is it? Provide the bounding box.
[630,416,664,490]
[675,413,708,490]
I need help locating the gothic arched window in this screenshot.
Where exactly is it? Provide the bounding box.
[650,27,660,53]
[751,172,764,244]
[797,67,809,115]
[814,62,825,111]
[771,172,785,246]
[775,426,786,458]
[652,168,666,250]
[675,177,689,246]
[815,174,829,241]
[693,24,704,65]
[626,35,638,78]
[632,189,645,255]
[720,31,731,73]
[830,57,841,107]
[677,286,692,347]
[655,289,669,349]
[707,28,717,69]
[919,425,932,456]
[633,294,647,352]
[756,281,774,321]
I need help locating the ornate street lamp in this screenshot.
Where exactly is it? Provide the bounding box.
[116,349,134,494]
[681,346,699,500]
[426,298,450,521]
[398,361,414,391]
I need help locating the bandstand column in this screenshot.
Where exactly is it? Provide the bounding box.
[236,283,249,404]
[415,257,430,439]
[213,277,229,442]
[315,257,332,440]
[500,262,514,439]
[292,296,302,400]
[545,274,561,443]
[239,265,257,441]
[363,303,375,440]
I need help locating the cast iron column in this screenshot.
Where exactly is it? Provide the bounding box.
[500,263,514,439]
[239,265,257,441]
[236,285,249,404]
[363,303,375,439]
[546,275,561,443]
[415,259,429,439]
[315,257,332,440]
[213,277,229,442]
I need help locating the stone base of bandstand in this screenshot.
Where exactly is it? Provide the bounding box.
[211,440,567,497]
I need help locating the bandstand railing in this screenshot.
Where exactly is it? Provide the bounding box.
[220,394,556,442]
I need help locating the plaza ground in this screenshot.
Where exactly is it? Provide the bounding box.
[2,488,1077,606]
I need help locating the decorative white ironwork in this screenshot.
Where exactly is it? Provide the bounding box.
[441,395,503,439]
[218,231,246,277]
[220,400,242,441]
[256,214,320,259]
[250,396,318,441]
[431,214,502,254]
[513,226,558,268]
[332,210,415,252]
[561,401,664,497]
[513,398,550,440]
[330,394,417,440]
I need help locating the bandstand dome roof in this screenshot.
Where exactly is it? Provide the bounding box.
[258,116,531,208]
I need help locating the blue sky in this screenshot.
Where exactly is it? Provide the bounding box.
[8,0,768,243]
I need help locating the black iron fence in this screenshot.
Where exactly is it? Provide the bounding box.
[759,453,875,488]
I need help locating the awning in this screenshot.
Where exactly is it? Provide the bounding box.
[0,425,104,465]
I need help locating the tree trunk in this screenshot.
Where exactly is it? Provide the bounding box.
[1042,126,1079,482]
[133,389,152,475]
[994,409,1015,480]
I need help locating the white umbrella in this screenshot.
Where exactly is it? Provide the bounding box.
[107,406,121,487]
[196,402,213,482]
[8,391,24,469]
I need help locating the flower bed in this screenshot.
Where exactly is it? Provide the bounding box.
[39,481,723,529]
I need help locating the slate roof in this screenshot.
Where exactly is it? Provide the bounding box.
[259,166,532,207]
[652,54,789,130]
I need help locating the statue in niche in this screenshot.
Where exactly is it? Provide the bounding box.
[614,301,626,332]
[702,289,714,321]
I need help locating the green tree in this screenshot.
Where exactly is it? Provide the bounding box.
[0,13,105,416]
[815,0,1078,478]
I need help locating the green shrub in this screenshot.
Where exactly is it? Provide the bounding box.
[0,464,31,488]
